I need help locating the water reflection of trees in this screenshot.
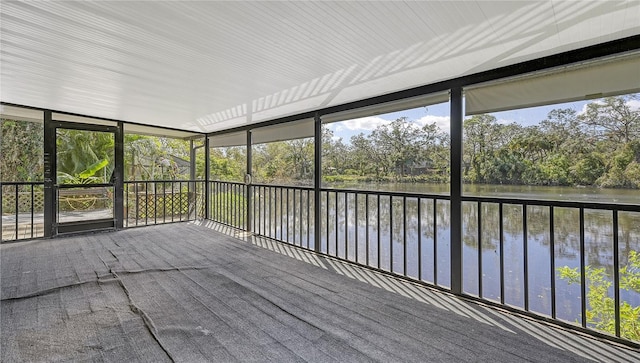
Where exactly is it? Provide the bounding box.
[273,191,640,274]
[255,188,639,327]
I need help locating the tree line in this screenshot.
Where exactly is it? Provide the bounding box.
[210,95,639,188]
[3,95,639,188]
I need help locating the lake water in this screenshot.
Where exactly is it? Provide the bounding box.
[253,182,639,339]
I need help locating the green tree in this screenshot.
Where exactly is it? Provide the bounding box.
[463,114,500,183]
[580,96,640,144]
[558,250,640,341]
[56,129,114,183]
[370,117,426,177]
[285,138,314,181]
[1,119,44,182]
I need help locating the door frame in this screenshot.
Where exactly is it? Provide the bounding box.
[43,114,124,236]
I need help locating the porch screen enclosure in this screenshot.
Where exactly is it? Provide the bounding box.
[207,52,640,347]
[2,44,640,348]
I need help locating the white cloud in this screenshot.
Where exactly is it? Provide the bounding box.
[578,102,593,116]
[416,115,450,133]
[627,99,640,111]
[578,98,640,115]
[335,116,392,131]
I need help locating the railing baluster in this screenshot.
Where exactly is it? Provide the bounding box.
[345,192,348,259]
[236,184,239,228]
[300,189,303,247]
[146,182,149,225]
[550,206,556,319]
[326,191,329,254]
[31,184,35,238]
[434,199,438,286]
[366,193,370,267]
[390,196,393,273]
[478,201,482,298]
[403,196,407,276]
[252,184,256,232]
[355,193,358,263]
[335,192,339,256]
[287,188,291,243]
[170,182,174,222]
[293,188,297,245]
[418,197,422,281]
[613,210,620,337]
[279,187,283,241]
[135,183,139,226]
[377,194,381,269]
[231,184,235,227]
[307,190,310,249]
[523,204,528,311]
[265,187,269,239]
[580,208,586,328]
[499,203,504,305]
[215,182,218,222]
[163,182,166,224]
[15,185,19,236]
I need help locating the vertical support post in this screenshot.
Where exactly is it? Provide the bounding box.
[314,113,322,252]
[189,139,196,219]
[43,110,55,237]
[613,210,620,337]
[114,121,125,229]
[450,87,463,295]
[246,130,253,232]
[205,136,210,220]
[190,140,196,180]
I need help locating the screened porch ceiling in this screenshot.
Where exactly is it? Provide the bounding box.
[1,1,639,135]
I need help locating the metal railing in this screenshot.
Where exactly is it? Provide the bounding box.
[252,184,314,248]
[124,180,205,227]
[460,196,640,341]
[209,181,247,229]
[1,181,45,241]
[235,181,640,344]
[319,188,452,285]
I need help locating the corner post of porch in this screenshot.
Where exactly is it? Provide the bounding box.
[450,87,463,295]
[204,136,210,220]
[246,130,253,232]
[313,113,322,253]
[43,110,55,237]
[114,121,124,229]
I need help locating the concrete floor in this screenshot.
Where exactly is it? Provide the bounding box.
[1,221,638,362]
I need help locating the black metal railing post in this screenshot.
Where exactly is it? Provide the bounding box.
[313,113,322,252]
[450,87,463,295]
[205,137,210,220]
[43,110,55,238]
[246,130,252,232]
[115,121,124,229]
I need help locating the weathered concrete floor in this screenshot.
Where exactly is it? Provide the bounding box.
[1,222,638,362]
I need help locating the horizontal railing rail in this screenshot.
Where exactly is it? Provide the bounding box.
[461,195,640,212]
[124,180,205,228]
[322,186,452,200]
[1,181,45,241]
